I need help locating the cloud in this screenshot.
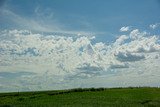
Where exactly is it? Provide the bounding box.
[34,6,54,19]
[0,72,36,78]
[0,28,160,92]
[119,26,130,32]
[0,7,96,36]
[109,62,129,69]
[77,63,103,71]
[150,23,160,29]
[0,29,159,72]
[115,52,145,62]
[0,29,159,69]
[115,35,128,45]
[0,9,61,32]
[129,29,147,40]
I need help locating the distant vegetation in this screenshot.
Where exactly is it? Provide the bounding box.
[0,87,160,107]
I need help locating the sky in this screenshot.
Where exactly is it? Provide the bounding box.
[0,0,160,92]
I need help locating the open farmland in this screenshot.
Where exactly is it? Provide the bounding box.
[0,87,160,107]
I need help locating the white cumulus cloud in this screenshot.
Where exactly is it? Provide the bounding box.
[119,26,130,32]
[150,23,160,29]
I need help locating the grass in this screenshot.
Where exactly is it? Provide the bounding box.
[0,87,160,107]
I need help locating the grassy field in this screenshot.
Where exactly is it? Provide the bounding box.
[0,87,160,107]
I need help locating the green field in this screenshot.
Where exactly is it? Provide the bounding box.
[0,87,160,107]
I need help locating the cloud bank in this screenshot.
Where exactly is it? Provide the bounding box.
[0,28,160,92]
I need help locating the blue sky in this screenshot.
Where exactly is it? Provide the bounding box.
[1,0,160,33]
[1,0,160,42]
[0,0,160,92]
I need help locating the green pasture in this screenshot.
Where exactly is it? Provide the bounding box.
[0,87,160,107]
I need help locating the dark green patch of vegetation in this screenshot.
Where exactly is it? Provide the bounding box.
[0,87,160,107]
